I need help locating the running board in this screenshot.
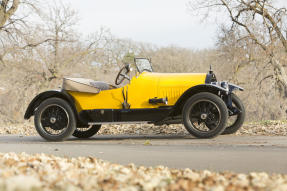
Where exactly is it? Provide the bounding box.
[88,121,149,125]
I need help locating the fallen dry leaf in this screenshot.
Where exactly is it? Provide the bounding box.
[0,153,286,191]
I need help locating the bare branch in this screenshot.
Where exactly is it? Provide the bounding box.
[21,38,56,49]
[221,0,268,51]
[259,74,273,88]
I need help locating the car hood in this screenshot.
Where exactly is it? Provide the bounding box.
[139,72,207,87]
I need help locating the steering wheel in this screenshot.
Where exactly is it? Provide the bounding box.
[115,64,131,85]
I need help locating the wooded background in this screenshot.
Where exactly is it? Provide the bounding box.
[0,0,286,123]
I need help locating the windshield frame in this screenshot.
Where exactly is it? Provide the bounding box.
[134,58,153,73]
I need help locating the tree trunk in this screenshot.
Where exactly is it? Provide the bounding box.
[0,12,6,27]
[271,57,287,97]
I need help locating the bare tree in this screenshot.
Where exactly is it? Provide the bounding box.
[36,1,79,81]
[0,0,36,34]
[0,0,41,67]
[0,0,20,29]
[190,0,287,95]
[0,0,20,65]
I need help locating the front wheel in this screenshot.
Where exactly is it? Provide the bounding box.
[34,98,76,141]
[182,92,228,138]
[73,125,102,138]
[222,94,245,135]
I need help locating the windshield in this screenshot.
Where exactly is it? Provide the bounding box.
[135,58,153,73]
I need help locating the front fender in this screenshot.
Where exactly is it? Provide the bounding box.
[171,82,243,116]
[171,84,229,116]
[213,81,244,93]
[176,84,229,104]
[24,90,75,120]
[228,83,244,92]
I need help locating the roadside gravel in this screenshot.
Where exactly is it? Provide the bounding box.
[0,152,286,191]
[0,120,286,136]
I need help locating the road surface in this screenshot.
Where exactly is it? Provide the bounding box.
[0,135,286,173]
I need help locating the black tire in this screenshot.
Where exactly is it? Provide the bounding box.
[34,97,76,141]
[222,94,245,135]
[182,92,228,138]
[73,125,101,138]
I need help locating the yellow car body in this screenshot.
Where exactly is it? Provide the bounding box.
[69,72,207,111]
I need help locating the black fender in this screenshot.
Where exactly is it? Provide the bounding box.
[24,90,77,120]
[227,83,244,92]
[171,84,229,116]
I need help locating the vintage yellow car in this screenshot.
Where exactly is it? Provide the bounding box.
[24,58,245,141]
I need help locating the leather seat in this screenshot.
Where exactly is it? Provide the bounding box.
[89,81,111,90]
[62,78,113,94]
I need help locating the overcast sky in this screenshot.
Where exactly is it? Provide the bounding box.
[60,0,286,49]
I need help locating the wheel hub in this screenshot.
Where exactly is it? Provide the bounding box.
[200,113,208,120]
[40,104,69,131]
[189,99,221,132]
[50,117,56,124]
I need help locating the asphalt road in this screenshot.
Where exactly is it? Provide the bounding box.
[0,135,286,173]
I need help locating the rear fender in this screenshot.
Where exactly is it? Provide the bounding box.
[24,90,77,120]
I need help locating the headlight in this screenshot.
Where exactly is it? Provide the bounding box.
[206,73,217,83]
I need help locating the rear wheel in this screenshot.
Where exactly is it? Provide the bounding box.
[34,98,76,141]
[182,92,228,138]
[73,125,102,138]
[222,94,245,135]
